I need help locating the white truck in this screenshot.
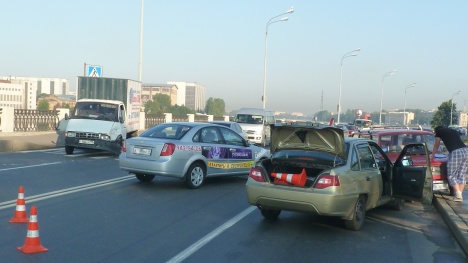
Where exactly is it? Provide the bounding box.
[235,108,275,147]
[64,77,141,155]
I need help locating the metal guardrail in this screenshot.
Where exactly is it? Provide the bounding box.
[3,110,228,132]
[145,114,166,129]
[14,109,59,132]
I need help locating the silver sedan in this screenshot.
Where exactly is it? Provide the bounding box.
[119,122,270,189]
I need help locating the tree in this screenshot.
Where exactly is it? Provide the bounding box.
[145,94,172,114]
[171,105,195,115]
[37,99,50,111]
[205,97,226,117]
[431,100,457,128]
[314,110,332,122]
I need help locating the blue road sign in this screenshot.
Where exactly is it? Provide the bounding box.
[87,66,102,77]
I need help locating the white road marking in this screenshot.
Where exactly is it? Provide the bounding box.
[0,175,134,210]
[0,162,61,171]
[166,206,256,263]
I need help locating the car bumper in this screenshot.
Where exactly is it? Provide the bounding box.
[246,179,357,218]
[65,137,121,154]
[118,154,184,179]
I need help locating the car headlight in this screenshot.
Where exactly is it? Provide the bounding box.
[66,132,76,137]
[100,134,111,141]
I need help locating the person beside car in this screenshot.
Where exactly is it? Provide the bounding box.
[432,125,468,202]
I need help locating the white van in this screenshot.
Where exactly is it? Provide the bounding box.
[235,108,275,146]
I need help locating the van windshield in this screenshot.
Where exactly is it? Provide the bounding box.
[71,102,119,122]
[236,114,264,124]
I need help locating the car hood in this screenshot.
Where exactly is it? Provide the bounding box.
[270,125,345,159]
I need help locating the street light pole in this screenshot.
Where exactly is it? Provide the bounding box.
[262,7,294,109]
[451,90,461,126]
[379,69,397,125]
[403,82,416,125]
[138,0,144,82]
[337,48,360,124]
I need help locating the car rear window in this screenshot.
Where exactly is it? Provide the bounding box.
[140,124,192,140]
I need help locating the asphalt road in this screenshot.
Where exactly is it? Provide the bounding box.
[0,148,467,263]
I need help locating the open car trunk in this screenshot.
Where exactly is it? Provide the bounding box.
[260,158,331,187]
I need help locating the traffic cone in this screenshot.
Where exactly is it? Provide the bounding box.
[271,168,307,186]
[9,186,29,223]
[17,206,48,254]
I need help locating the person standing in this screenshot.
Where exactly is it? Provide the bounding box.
[432,126,468,202]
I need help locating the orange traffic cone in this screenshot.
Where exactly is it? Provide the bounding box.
[9,186,29,223]
[17,206,48,254]
[271,168,307,186]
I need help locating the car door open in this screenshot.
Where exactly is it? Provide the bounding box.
[392,143,433,204]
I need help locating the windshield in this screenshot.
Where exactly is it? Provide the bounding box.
[354,119,372,128]
[379,133,437,153]
[236,114,264,124]
[72,102,119,122]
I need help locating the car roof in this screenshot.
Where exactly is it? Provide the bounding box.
[211,121,235,124]
[365,129,433,136]
[158,122,208,127]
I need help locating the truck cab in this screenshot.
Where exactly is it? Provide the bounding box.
[64,99,127,155]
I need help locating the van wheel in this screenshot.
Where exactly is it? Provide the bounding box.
[65,146,74,155]
[344,195,366,231]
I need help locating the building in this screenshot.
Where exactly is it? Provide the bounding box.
[1,76,69,95]
[0,76,70,110]
[167,81,205,112]
[458,111,468,128]
[141,83,178,106]
[0,79,36,109]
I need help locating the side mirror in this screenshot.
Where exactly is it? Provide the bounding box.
[402,156,413,166]
[65,113,69,120]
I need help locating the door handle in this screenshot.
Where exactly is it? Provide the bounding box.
[366,176,371,181]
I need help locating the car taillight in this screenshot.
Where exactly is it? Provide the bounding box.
[314,174,340,189]
[122,141,126,153]
[160,143,176,156]
[249,168,265,182]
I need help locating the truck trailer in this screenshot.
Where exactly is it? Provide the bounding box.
[64,76,141,155]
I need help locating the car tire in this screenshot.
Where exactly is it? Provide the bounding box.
[135,174,155,182]
[344,195,366,231]
[260,207,281,220]
[65,146,74,155]
[185,162,206,189]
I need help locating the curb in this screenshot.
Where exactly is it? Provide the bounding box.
[433,194,468,255]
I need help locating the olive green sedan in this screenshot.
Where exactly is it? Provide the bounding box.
[245,125,433,231]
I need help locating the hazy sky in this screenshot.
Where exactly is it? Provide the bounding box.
[1,1,467,114]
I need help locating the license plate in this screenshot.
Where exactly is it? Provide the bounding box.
[133,147,152,156]
[79,139,94,145]
[433,183,449,191]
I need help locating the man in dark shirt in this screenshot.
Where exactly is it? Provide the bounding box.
[432,126,468,202]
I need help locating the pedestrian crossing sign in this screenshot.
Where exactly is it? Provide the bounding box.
[87,65,102,77]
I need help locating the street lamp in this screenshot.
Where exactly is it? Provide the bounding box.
[403,82,416,125]
[138,0,144,82]
[337,48,361,124]
[379,69,397,124]
[451,90,461,126]
[262,7,294,109]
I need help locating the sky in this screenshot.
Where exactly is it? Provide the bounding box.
[1,1,467,115]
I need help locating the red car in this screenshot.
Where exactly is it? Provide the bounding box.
[355,129,450,193]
